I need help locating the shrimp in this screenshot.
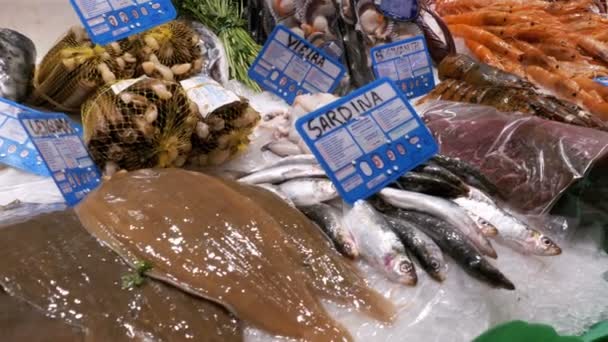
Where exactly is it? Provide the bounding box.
[449,24,523,61]
[535,41,586,62]
[510,40,561,71]
[525,65,581,102]
[574,36,608,64]
[572,76,608,100]
[443,11,538,26]
[465,39,504,67]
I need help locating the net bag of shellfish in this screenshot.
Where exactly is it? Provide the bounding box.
[82,77,198,174]
[181,75,260,166]
[28,26,137,113]
[130,20,207,83]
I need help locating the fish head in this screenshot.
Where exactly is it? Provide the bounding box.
[528,231,562,256]
[427,257,448,282]
[385,254,417,286]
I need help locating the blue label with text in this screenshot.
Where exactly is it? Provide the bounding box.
[374,0,419,21]
[248,25,346,105]
[295,78,438,204]
[594,76,608,87]
[370,36,435,99]
[19,112,102,206]
[0,98,83,176]
[69,0,177,46]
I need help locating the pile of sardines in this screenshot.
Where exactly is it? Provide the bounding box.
[238,153,562,290]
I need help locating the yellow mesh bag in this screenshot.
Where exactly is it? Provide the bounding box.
[130,20,205,82]
[29,26,137,113]
[82,77,198,173]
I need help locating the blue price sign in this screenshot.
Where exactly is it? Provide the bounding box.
[0,98,83,176]
[69,0,177,46]
[19,112,102,206]
[594,76,608,86]
[248,25,346,105]
[296,78,438,204]
[370,36,435,99]
[374,0,419,21]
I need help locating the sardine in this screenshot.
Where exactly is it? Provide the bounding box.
[343,201,418,285]
[300,203,359,259]
[454,187,562,256]
[386,210,515,290]
[378,187,498,258]
[414,163,469,194]
[77,169,352,341]
[431,155,505,200]
[238,164,326,184]
[397,171,468,198]
[261,139,303,157]
[385,216,448,282]
[250,154,318,173]
[278,178,338,206]
[254,183,296,207]
[463,208,500,237]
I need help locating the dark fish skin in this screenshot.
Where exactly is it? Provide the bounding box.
[396,171,468,199]
[300,203,359,259]
[384,216,446,282]
[414,163,469,194]
[431,155,506,201]
[385,209,515,290]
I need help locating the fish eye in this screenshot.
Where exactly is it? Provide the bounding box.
[400,262,412,273]
[430,260,440,270]
[541,237,551,245]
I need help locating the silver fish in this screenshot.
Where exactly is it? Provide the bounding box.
[278,178,338,206]
[453,188,562,256]
[343,201,417,285]
[463,209,499,237]
[300,203,359,259]
[378,188,497,258]
[255,183,296,207]
[238,164,326,184]
[250,154,318,173]
[262,140,303,157]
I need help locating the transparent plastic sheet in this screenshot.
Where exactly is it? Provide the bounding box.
[184,20,230,84]
[0,29,36,102]
[418,100,608,215]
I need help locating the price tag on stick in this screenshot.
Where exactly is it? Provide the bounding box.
[370,36,435,99]
[19,112,102,206]
[296,78,438,204]
[248,25,346,105]
[69,0,177,46]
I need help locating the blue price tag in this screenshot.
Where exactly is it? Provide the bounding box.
[69,0,177,46]
[19,112,102,207]
[248,25,346,105]
[370,36,435,99]
[296,78,438,204]
[374,0,419,21]
[594,76,608,86]
[0,98,84,177]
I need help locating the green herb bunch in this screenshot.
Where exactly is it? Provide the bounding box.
[176,0,262,90]
[121,260,153,289]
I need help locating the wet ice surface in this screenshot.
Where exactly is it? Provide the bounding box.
[246,226,608,341]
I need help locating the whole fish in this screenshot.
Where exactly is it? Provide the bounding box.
[250,154,318,173]
[386,210,515,290]
[414,163,469,194]
[261,140,303,157]
[397,171,468,198]
[384,216,448,282]
[343,201,418,285]
[431,155,505,201]
[77,169,352,341]
[278,178,338,206]
[254,183,296,207]
[237,164,326,184]
[378,188,497,258]
[454,187,562,256]
[300,203,359,259]
[463,208,500,237]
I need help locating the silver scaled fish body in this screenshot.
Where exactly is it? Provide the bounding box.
[278,178,338,206]
[238,164,326,184]
[300,203,359,259]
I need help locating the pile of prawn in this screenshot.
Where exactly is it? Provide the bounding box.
[433,0,608,121]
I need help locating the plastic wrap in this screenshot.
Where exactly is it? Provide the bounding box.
[0,29,36,102]
[189,21,230,85]
[419,100,608,215]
